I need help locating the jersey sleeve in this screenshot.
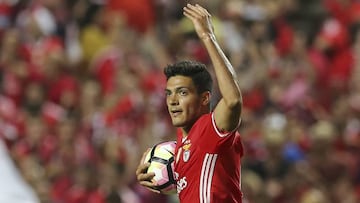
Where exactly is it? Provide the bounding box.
[211,112,240,137]
[197,113,239,152]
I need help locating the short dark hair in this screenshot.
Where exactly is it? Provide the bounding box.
[164,60,213,94]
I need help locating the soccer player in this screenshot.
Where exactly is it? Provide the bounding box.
[136,4,243,203]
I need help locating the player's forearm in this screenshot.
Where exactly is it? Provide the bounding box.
[202,34,242,107]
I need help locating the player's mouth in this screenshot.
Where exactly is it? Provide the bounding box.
[170,109,182,117]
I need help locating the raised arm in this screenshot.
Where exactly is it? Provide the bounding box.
[183,4,242,132]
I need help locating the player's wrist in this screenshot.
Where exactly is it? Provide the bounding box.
[200,33,216,41]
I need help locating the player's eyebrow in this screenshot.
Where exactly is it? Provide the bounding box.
[165,86,190,93]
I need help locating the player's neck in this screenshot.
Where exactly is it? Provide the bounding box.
[181,127,190,138]
[181,111,209,136]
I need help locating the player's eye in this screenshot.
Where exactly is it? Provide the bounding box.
[179,90,188,96]
[165,90,172,97]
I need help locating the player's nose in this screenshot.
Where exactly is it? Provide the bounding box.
[167,94,179,106]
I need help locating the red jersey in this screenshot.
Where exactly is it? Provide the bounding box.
[174,113,243,203]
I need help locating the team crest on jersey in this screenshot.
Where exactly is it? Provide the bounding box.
[182,143,191,150]
[183,149,190,162]
[182,142,191,162]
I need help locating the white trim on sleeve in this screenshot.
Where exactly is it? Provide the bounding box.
[211,112,240,137]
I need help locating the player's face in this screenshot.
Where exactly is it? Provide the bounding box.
[165,75,205,128]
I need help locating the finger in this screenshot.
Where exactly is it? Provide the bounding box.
[140,148,151,164]
[184,4,207,18]
[139,180,156,188]
[137,172,155,182]
[135,162,150,176]
[183,11,195,22]
[138,171,155,180]
[187,4,204,16]
[183,6,199,20]
[195,4,211,17]
[140,183,161,194]
[147,188,161,194]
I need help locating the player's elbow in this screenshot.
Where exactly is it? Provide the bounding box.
[224,97,242,110]
[225,100,242,119]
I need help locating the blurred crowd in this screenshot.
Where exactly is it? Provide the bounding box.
[0,0,359,202]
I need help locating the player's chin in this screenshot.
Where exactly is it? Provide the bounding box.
[171,119,185,127]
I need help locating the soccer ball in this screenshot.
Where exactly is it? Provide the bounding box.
[143,141,177,194]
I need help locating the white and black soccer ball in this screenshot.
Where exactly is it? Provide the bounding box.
[143,141,177,194]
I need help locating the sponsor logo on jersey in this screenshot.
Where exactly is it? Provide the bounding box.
[177,176,187,193]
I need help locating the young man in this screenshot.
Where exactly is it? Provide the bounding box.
[136,4,243,203]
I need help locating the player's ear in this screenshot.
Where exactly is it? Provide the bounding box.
[201,91,210,106]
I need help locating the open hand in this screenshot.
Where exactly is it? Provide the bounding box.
[183,4,215,41]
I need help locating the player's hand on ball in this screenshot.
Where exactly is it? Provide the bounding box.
[136,149,160,193]
[136,142,177,194]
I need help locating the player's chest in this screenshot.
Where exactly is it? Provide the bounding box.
[174,136,205,171]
